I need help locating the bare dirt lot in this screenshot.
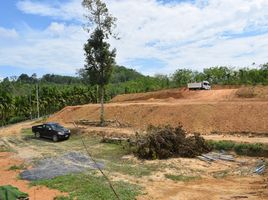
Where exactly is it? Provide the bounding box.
[0,122,267,199]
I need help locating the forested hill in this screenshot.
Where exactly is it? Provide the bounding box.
[11,65,145,86]
[0,65,166,125]
[1,64,268,126]
[110,66,145,83]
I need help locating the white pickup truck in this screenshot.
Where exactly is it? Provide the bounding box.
[187,81,211,90]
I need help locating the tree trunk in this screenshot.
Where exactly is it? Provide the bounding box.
[100,85,105,127]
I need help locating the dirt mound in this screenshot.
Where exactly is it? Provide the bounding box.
[236,86,268,99]
[110,88,185,102]
[48,100,268,134]
[111,86,268,103]
[110,88,239,102]
[49,87,268,135]
[134,126,211,159]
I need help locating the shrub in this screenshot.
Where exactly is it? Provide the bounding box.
[133,125,211,159]
[208,140,235,150]
[8,116,27,124]
[208,140,268,157]
[234,143,263,156]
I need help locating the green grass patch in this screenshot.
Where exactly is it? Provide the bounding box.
[0,140,13,152]
[207,140,235,151]
[21,128,33,136]
[75,136,161,177]
[31,173,142,200]
[107,160,159,177]
[33,117,48,124]
[164,174,200,182]
[8,164,27,171]
[234,143,267,157]
[66,135,131,161]
[0,145,12,152]
[208,140,268,157]
[54,196,72,200]
[21,128,34,141]
[212,170,229,179]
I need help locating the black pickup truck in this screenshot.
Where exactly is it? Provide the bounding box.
[32,122,71,142]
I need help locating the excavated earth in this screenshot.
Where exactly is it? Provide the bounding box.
[48,87,268,135]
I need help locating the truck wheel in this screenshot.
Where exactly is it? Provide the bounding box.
[52,135,58,142]
[35,132,40,138]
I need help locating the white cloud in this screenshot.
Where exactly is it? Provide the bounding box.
[0,27,18,38]
[0,23,87,74]
[2,0,268,75]
[17,0,83,21]
[107,0,268,73]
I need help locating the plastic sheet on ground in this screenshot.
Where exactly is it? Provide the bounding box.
[20,152,104,181]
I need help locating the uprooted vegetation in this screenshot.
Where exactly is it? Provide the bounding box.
[133,125,211,159]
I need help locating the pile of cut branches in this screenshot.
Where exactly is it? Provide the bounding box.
[133,125,211,159]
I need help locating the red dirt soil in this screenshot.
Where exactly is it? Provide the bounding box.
[0,152,64,200]
[137,177,268,200]
[48,87,268,135]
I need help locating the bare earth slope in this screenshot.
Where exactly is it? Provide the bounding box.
[48,87,268,135]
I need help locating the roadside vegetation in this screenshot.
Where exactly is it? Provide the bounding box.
[208,140,268,157]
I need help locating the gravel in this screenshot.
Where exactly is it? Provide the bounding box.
[20,152,104,181]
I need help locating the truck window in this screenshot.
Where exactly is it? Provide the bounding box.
[45,125,51,129]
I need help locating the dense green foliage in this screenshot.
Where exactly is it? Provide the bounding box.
[83,29,116,87]
[0,63,267,126]
[208,140,268,157]
[0,80,98,126]
[172,63,268,86]
[0,66,156,126]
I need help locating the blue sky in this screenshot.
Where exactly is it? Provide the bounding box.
[0,0,268,79]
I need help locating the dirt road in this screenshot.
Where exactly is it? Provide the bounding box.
[0,120,37,136]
